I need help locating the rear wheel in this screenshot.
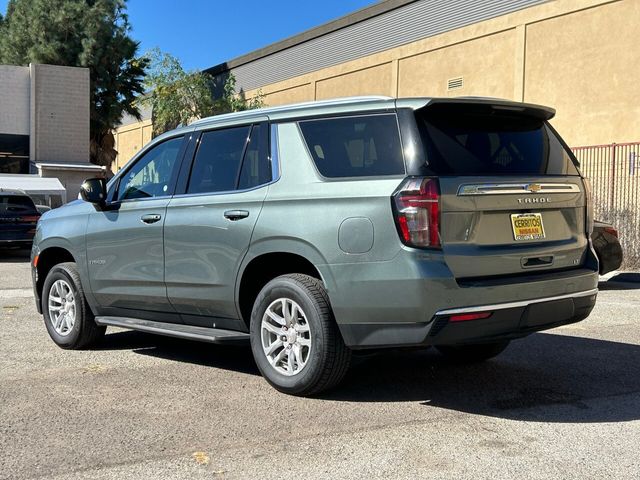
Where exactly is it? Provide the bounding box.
[436,341,510,364]
[42,262,105,349]
[250,274,351,396]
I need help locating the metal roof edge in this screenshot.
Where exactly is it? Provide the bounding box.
[203,0,418,76]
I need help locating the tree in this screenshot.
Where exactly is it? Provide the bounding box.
[142,49,265,137]
[215,73,266,114]
[0,0,147,171]
[142,48,214,137]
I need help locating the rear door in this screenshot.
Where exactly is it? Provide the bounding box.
[164,123,270,326]
[414,101,588,279]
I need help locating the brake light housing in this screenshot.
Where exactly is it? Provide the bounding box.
[20,215,40,223]
[392,177,441,249]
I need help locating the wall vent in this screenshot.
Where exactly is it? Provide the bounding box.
[447,76,464,90]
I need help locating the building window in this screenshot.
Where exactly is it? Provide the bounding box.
[0,134,30,174]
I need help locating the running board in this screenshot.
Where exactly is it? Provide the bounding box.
[95,316,249,345]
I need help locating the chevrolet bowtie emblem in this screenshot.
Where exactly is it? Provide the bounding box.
[526,183,542,193]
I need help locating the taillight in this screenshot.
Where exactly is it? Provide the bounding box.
[583,178,594,235]
[20,215,40,223]
[603,226,618,238]
[392,177,441,248]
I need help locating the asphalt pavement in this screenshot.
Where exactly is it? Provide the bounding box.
[1,248,639,479]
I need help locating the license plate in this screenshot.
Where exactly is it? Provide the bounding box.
[510,213,545,241]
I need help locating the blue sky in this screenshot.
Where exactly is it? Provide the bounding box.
[0,0,376,71]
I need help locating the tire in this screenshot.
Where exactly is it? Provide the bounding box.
[435,341,510,364]
[41,262,105,349]
[249,274,351,396]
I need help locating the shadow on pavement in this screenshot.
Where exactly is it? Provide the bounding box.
[599,272,640,290]
[0,248,31,263]
[98,329,640,423]
[326,332,640,423]
[100,329,258,376]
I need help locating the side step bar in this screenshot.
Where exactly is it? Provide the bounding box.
[95,316,250,345]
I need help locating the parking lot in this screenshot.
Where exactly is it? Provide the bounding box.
[1,249,639,479]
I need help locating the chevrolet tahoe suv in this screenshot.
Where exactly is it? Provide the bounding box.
[31,96,598,396]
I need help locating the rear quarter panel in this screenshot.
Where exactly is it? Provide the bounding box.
[246,122,408,322]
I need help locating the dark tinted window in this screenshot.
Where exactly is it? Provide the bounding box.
[299,114,405,178]
[0,134,30,174]
[416,105,579,176]
[187,126,250,194]
[117,136,183,201]
[238,125,271,190]
[0,195,37,214]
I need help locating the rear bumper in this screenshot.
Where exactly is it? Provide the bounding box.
[340,288,597,348]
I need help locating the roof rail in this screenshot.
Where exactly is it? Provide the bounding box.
[189,95,393,126]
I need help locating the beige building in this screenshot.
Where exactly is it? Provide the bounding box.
[114,0,640,168]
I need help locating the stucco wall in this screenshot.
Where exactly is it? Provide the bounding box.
[524,0,640,146]
[114,0,639,166]
[113,119,153,171]
[0,65,30,136]
[246,0,638,148]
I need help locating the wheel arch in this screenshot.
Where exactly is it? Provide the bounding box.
[35,246,77,309]
[235,243,335,328]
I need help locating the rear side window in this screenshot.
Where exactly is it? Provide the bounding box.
[238,124,271,190]
[299,114,405,178]
[0,195,37,214]
[415,104,579,176]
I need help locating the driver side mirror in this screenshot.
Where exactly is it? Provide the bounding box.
[80,178,107,208]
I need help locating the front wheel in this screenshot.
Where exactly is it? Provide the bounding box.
[42,262,105,349]
[249,274,351,396]
[435,341,510,364]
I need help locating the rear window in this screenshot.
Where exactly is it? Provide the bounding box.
[0,195,37,214]
[416,105,579,176]
[299,114,405,178]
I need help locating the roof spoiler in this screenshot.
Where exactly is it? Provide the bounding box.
[418,97,556,121]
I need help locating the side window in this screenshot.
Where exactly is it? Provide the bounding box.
[187,126,250,194]
[186,124,270,194]
[238,124,271,190]
[298,114,405,178]
[117,136,183,201]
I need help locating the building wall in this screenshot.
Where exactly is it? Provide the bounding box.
[113,118,153,171]
[524,0,640,146]
[245,0,638,148]
[114,0,639,166]
[30,64,90,163]
[0,65,30,136]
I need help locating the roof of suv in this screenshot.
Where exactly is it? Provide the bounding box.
[151,96,556,145]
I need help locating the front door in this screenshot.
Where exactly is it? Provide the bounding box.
[86,135,185,313]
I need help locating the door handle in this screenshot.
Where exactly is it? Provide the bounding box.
[140,213,162,224]
[224,210,250,221]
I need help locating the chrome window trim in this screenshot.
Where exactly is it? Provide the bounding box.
[270,123,280,181]
[457,183,581,196]
[435,288,598,316]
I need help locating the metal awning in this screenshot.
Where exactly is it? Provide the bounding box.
[0,174,67,201]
